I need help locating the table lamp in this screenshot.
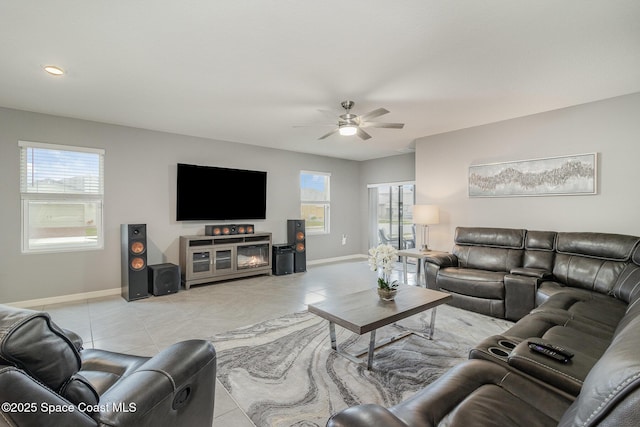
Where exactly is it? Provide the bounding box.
[413,205,439,251]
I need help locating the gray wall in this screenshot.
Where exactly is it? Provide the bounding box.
[415,92,640,251]
[0,107,362,303]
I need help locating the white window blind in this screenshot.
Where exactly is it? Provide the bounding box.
[19,141,105,253]
[300,171,330,234]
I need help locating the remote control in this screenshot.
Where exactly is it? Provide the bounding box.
[528,343,570,363]
[527,340,574,359]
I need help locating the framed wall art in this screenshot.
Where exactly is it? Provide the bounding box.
[468,153,598,197]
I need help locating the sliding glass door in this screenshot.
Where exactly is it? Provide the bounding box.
[368,183,415,250]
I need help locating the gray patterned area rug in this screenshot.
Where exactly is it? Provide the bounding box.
[211,304,513,427]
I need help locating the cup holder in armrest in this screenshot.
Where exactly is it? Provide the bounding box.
[498,339,516,350]
[488,347,510,358]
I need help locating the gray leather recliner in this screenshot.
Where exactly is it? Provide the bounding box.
[0,305,216,426]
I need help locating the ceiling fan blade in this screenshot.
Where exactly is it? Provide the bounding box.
[318,109,340,121]
[356,128,372,140]
[362,122,405,129]
[359,108,389,122]
[293,123,334,128]
[318,129,339,140]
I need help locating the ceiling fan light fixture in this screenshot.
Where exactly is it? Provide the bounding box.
[339,124,357,136]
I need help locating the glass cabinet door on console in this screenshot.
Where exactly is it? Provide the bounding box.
[188,248,214,278]
[213,246,235,274]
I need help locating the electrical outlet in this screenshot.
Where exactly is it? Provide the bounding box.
[341,234,347,245]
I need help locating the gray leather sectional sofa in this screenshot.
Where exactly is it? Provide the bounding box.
[327,227,640,427]
[425,227,640,321]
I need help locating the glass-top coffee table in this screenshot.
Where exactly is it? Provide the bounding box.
[308,285,452,370]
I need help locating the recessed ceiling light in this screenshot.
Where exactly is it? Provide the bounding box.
[44,65,65,76]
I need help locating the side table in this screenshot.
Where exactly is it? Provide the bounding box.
[397,248,446,287]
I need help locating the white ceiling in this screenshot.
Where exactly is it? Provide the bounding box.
[1,1,639,161]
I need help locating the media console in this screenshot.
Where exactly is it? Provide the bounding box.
[179,233,272,289]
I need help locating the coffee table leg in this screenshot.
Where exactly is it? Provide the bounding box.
[429,307,437,339]
[329,321,337,351]
[402,256,408,284]
[367,330,377,370]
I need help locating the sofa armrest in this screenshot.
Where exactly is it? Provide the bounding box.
[423,252,458,268]
[508,339,596,396]
[504,274,538,321]
[327,403,408,427]
[424,253,458,290]
[94,340,216,427]
[510,267,552,279]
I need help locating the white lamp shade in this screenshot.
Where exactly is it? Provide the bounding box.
[413,205,439,225]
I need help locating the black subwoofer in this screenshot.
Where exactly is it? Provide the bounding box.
[272,244,294,276]
[287,219,306,273]
[121,224,149,301]
[148,263,180,296]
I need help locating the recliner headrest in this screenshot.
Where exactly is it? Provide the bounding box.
[454,227,525,249]
[524,230,556,251]
[555,232,640,261]
[0,305,81,391]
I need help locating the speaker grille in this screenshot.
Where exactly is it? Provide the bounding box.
[148,263,180,296]
[131,257,145,270]
[130,241,145,254]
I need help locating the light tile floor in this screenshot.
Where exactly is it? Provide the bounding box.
[27,259,417,426]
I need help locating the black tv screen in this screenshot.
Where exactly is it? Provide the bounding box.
[176,163,267,221]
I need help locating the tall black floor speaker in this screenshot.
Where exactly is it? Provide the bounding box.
[121,224,149,301]
[287,219,306,273]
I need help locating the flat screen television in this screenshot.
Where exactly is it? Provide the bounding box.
[176,163,267,221]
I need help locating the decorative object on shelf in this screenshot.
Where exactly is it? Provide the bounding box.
[468,153,598,197]
[413,205,440,251]
[368,243,399,300]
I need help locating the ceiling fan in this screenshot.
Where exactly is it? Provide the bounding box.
[306,101,405,141]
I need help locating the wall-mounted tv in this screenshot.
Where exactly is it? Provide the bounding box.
[176,163,267,221]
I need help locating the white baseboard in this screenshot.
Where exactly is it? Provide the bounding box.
[7,255,368,308]
[8,288,121,308]
[307,254,367,266]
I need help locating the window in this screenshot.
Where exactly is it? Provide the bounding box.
[19,141,105,253]
[300,171,330,234]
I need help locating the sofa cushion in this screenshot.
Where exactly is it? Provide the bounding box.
[504,309,616,343]
[79,348,150,395]
[59,373,99,411]
[390,360,572,427]
[611,262,640,305]
[522,230,556,271]
[0,306,80,391]
[453,245,523,272]
[552,254,627,294]
[525,230,557,251]
[437,268,505,299]
[558,309,640,427]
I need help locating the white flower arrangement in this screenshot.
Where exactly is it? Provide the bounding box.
[368,243,399,290]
